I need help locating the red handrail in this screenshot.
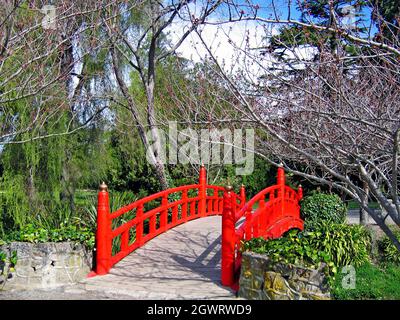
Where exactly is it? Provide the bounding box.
[220,166,304,289]
[90,164,303,292]
[90,165,237,276]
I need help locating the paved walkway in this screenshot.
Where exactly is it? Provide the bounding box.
[78,216,236,300]
[347,209,396,225]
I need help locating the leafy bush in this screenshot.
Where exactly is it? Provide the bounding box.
[300,192,347,230]
[0,250,17,290]
[308,221,371,268]
[331,263,400,300]
[379,229,400,264]
[0,250,17,272]
[242,222,371,279]
[2,223,95,250]
[242,229,332,269]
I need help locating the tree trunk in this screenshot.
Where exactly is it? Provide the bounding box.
[110,43,169,191]
[154,161,169,190]
[27,167,36,203]
[368,206,400,252]
[360,181,369,225]
[145,61,169,189]
[59,33,76,213]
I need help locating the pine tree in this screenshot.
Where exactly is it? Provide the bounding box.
[371,0,400,42]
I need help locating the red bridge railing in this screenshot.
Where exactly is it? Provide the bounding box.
[91,165,238,276]
[90,164,303,292]
[220,165,304,289]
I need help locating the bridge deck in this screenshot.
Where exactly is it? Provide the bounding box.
[81,216,236,299]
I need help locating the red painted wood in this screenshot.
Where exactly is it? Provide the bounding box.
[95,187,111,275]
[121,230,129,253]
[220,166,304,290]
[136,204,144,246]
[198,165,207,216]
[182,190,188,221]
[240,185,246,209]
[91,166,225,277]
[161,194,168,231]
[172,205,178,224]
[91,165,303,293]
[221,187,235,287]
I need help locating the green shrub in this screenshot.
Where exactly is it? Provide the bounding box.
[242,222,371,280]
[308,221,371,268]
[242,229,332,269]
[300,192,347,230]
[379,229,400,264]
[2,223,95,250]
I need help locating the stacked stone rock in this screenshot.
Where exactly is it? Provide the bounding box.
[238,252,330,300]
[0,242,92,290]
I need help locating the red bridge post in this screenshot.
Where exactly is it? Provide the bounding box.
[240,184,246,209]
[298,184,303,201]
[221,185,235,287]
[96,182,112,275]
[199,164,207,216]
[277,163,285,215]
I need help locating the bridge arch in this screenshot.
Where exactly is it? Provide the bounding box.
[89,165,304,292]
[90,165,242,276]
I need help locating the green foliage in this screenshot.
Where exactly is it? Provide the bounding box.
[371,0,400,41]
[83,190,139,255]
[104,123,162,193]
[0,174,30,233]
[0,111,111,236]
[242,222,371,281]
[237,157,273,198]
[379,229,400,264]
[331,263,400,300]
[2,223,95,250]
[298,0,368,26]
[205,157,274,199]
[269,25,322,51]
[300,192,347,230]
[9,250,17,267]
[308,221,371,268]
[345,200,379,210]
[0,250,18,272]
[0,250,18,290]
[242,229,331,269]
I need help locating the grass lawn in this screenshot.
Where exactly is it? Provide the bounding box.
[332,263,400,300]
[345,200,380,210]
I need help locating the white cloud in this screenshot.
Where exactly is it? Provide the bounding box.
[166,18,275,74]
[166,13,319,87]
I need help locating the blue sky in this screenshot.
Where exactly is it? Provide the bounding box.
[168,0,378,64]
[212,0,377,37]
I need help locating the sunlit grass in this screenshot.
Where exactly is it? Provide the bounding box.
[332,263,400,300]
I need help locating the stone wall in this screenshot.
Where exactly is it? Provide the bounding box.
[0,242,93,290]
[238,252,330,300]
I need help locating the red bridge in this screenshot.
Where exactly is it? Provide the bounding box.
[86,165,303,296]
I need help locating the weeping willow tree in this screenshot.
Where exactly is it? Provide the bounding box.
[0,1,110,235]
